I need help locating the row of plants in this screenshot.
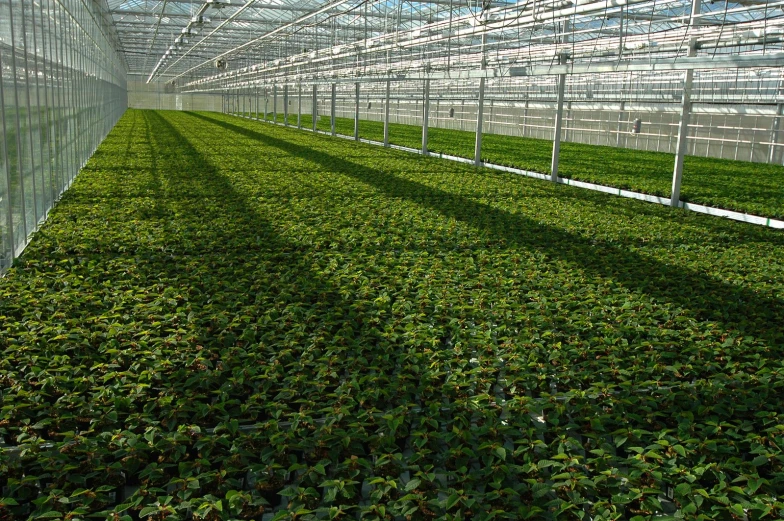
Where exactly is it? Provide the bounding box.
[231,110,784,219]
[1,109,783,520]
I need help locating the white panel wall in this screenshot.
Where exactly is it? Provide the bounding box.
[128,76,223,112]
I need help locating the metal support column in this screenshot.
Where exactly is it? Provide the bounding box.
[384,80,391,147]
[474,77,485,166]
[422,79,430,155]
[273,84,278,123]
[551,66,567,182]
[618,7,624,59]
[264,88,268,121]
[20,1,40,220]
[616,100,626,147]
[298,83,302,129]
[31,0,51,212]
[670,0,700,207]
[474,32,487,167]
[551,18,570,182]
[354,82,360,141]
[312,85,318,132]
[671,73,694,207]
[331,83,336,136]
[769,103,783,164]
[284,85,289,126]
[7,3,29,240]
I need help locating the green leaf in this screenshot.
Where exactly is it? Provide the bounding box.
[730,504,746,517]
[405,479,422,492]
[747,477,767,494]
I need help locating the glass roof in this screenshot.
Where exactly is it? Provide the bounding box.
[105,0,784,88]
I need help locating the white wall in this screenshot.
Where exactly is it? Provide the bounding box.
[128,76,223,112]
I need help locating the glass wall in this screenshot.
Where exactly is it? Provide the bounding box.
[0,0,127,273]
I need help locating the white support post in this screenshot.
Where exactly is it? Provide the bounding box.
[422,79,430,155]
[284,85,289,126]
[769,103,783,164]
[264,89,269,121]
[522,100,529,137]
[551,18,570,182]
[331,83,336,136]
[474,32,487,167]
[354,82,360,141]
[474,77,485,167]
[312,85,318,132]
[551,68,567,182]
[670,0,700,207]
[616,100,626,147]
[618,6,624,59]
[273,84,278,123]
[671,72,694,207]
[255,87,259,119]
[297,83,302,129]
[383,79,391,147]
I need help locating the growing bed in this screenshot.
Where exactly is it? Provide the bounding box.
[1,109,782,520]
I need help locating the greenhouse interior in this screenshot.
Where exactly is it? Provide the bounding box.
[1,0,784,518]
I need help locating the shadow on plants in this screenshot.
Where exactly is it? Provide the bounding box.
[186,111,784,350]
[1,110,421,517]
[3,109,784,519]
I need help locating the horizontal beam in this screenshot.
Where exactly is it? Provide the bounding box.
[182,52,784,90]
[112,7,437,23]
[113,17,391,32]
[510,52,784,75]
